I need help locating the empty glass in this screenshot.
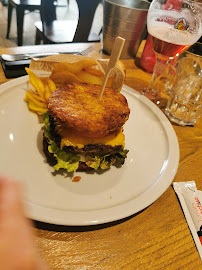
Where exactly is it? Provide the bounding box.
[165,48,202,126]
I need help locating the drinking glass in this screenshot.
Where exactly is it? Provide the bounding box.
[142,0,202,109]
[165,43,202,126]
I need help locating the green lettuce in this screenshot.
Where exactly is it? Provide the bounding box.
[43,112,80,172]
[85,156,101,170]
[48,142,79,172]
[43,112,52,142]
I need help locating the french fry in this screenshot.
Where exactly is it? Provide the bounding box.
[44,84,51,101]
[40,78,52,100]
[26,90,47,103]
[25,68,45,97]
[24,71,57,115]
[46,78,56,93]
[25,91,47,108]
[28,102,47,114]
[40,77,56,93]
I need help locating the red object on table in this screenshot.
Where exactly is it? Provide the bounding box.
[140,35,156,73]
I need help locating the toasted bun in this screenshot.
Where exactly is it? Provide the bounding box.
[29,54,125,92]
[48,83,130,138]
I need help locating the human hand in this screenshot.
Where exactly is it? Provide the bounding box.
[0,174,48,270]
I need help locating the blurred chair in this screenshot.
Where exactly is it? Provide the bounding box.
[35,0,102,44]
[6,0,69,46]
[6,0,42,46]
[55,0,69,7]
[0,0,7,6]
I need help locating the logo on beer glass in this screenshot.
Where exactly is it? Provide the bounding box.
[174,18,187,31]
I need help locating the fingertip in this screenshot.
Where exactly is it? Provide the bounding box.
[0,174,24,212]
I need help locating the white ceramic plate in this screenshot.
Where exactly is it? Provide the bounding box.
[0,76,179,226]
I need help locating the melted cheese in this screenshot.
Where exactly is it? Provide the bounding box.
[59,128,125,149]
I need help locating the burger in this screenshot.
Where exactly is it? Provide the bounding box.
[43,82,130,172]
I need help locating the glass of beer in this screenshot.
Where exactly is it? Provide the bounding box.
[143,0,202,109]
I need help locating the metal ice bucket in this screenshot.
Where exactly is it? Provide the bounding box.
[103,0,150,59]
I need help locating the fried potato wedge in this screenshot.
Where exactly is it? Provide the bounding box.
[77,71,103,85]
[50,70,83,85]
[52,59,97,74]
[84,67,104,77]
[77,71,112,87]
[29,55,125,92]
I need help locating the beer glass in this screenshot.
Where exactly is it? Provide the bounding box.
[143,0,202,108]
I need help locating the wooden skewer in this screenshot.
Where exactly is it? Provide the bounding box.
[98,36,125,101]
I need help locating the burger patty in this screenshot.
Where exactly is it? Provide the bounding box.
[63,144,123,156]
[49,115,123,156]
[48,83,130,138]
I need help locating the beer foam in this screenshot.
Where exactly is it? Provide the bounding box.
[148,23,199,46]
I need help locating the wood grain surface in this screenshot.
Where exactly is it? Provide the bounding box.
[0,42,201,269]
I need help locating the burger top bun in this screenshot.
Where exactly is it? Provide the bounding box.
[29,54,125,92]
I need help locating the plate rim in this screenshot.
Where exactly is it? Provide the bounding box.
[0,76,180,226]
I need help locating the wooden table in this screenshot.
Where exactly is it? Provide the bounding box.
[0,42,202,269]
